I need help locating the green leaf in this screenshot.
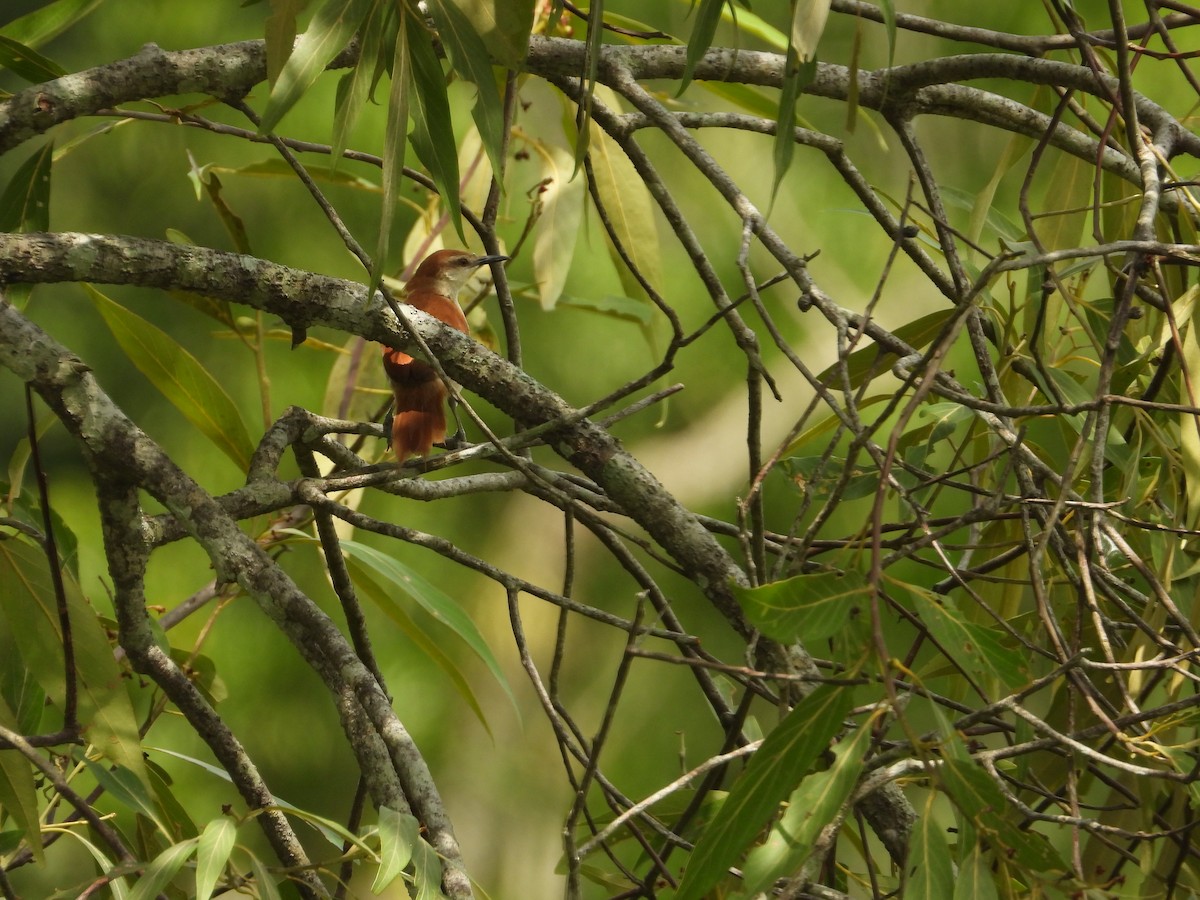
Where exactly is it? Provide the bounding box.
[372,805,417,893]
[938,734,1064,873]
[426,0,507,185]
[330,2,391,164]
[259,0,375,133]
[247,851,283,900]
[906,789,954,898]
[741,710,878,894]
[0,35,66,82]
[772,51,815,204]
[1037,149,1092,252]
[406,13,463,240]
[816,308,955,388]
[674,685,855,900]
[52,828,131,898]
[85,284,255,471]
[338,539,519,718]
[127,839,199,900]
[678,0,725,95]
[348,559,495,737]
[791,0,832,61]
[374,9,411,284]
[734,569,868,645]
[556,293,653,326]
[531,141,585,309]
[587,86,664,303]
[0,695,43,862]
[0,537,147,787]
[954,842,1001,900]
[195,817,237,900]
[897,580,1028,690]
[82,756,167,834]
[0,140,52,233]
[454,0,532,68]
[0,0,104,48]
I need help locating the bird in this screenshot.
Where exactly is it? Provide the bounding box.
[381,248,508,463]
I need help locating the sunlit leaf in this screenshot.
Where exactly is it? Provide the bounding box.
[532,141,585,309]
[587,86,663,304]
[260,0,374,133]
[407,13,463,240]
[741,711,878,894]
[46,828,131,898]
[195,817,237,900]
[791,0,831,61]
[674,685,855,900]
[85,284,255,471]
[0,0,104,48]
[372,805,416,892]
[734,569,868,645]
[455,0,532,68]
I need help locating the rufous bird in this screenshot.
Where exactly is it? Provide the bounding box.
[381,248,508,463]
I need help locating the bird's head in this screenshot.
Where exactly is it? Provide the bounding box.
[408,248,508,299]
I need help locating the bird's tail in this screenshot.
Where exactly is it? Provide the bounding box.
[390,378,447,463]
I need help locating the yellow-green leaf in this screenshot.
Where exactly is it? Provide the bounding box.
[532,141,585,309]
[86,284,255,471]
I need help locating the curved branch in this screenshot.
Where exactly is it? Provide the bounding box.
[0,231,754,637]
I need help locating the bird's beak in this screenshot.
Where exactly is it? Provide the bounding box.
[473,254,509,267]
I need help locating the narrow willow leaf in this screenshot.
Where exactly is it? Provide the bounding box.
[0,694,42,862]
[331,2,390,164]
[348,559,495,737]
[426,0,507,183]
[406,13,463,240]
[791,0,831,61]
[373,805,416,892]
[1037,150,1092,252]
[50,829,131,898]
[815,308,954,388]
[412,834,444,900]
[82,757,168,833]
[375,11,411,285]
[906,790,954,898]
[0,35,66,81]
[898,581,1028,690]
[742,711,878,894]
[127,839,199,900]
[532,141,585,309]
[588,86,663,302]
[556,293,653,326]
[674,685,855,900]
[0,0,104,47]
[85,285,255,471]
[0,538,148,787]
[338,540,519,718]
[954,842,1001,900]
[571,0,604,170]
[772,50,816,204]
[195,817,237,900]
[734,570,868,645]
[939,734,1064,873]
[0,140,53,233]
[260,0,374,133]
[247,852,283,900]
[679,0,725,95]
